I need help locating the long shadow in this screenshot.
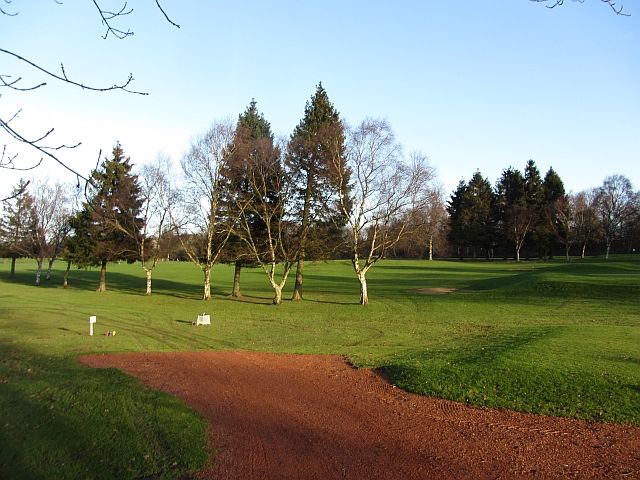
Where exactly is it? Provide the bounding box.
[0,342,205,479]
[3,266,213,300]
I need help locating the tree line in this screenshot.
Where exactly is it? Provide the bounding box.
[0,85,437,305]
[447,162,639,261]
[1,85,638,305]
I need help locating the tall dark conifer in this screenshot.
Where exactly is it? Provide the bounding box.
[87,142,143,291]
[287,83,347,300]
[222,100,280,297]
[0,180,36,279]
[540,167,566,258]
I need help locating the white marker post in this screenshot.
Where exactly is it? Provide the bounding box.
[89,315,97,336]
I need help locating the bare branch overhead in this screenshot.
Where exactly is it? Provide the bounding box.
[530,0,630,16]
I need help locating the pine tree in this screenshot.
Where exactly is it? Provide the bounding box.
[540,167,566,259]
[462,171,495,259]
[222,99,280,297]
[447,180,468,259]
[0,180,37,279]
[86,142,143,291]
[495,167,532,262]
[287,83,348,300]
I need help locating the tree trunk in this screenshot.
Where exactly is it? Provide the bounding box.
[581,242,586,259]
[63,260,71,288]
[232,260,242,297]
[272,285,283,305]
[35,258,43,286]
[565,245,570,262]
[515,246,521,263]
[97,258,107,292]
[292,173,313,301]
[145,269,152,295]
[9,256,17,280]
[203,266,212,300]
[46,258,55,281]
[292,257,304,301]
[428,235,434,261]
[358,272,369,305]
[605,239,611,259]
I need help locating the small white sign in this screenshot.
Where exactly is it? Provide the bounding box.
[89,315,96,336]
[196,314,211,326]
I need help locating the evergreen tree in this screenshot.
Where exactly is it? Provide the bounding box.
[495,167,532,262]
[0,180,37,279]
[63,208,97,288]
[286,83,348,300]
[523,159,544,257]
[86,142,143,291]
[447,180,467,259]
[540,167,566,258]
[222,99,280,297]
[462,171,495,259]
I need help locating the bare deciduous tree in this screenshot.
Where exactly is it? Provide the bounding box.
[137,153,173,295]
[336,118,435,305]
[32,180,71,284]
[595,174,636,259]
[571,189,600,258]
[233,138,296,305]
[176,120,235,301]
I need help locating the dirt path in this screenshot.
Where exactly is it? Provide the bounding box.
[80,351,640,480]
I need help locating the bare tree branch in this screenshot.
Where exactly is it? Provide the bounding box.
[154,0,180,29]
[0,114,89,184]
[92,0,134,40]
[0,49,146,94]
[1,0,180,193]
[531,0,630,16]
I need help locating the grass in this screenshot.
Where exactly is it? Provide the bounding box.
[0,255,639,478]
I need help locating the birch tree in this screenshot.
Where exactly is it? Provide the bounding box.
[337,118,435,305]
[31,180,71,285]
[233,137,295,305]
[572,189,600,259]
[595,175,636,259]
[137,154,173,295]
[177,119,235,300]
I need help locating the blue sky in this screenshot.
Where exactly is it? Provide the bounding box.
[2,1,639,198]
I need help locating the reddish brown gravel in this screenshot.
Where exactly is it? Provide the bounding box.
[80,351,640,480]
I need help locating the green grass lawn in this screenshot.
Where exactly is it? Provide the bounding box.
[1,255,639,479]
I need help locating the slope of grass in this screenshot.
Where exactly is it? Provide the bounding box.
[0,255,639,478]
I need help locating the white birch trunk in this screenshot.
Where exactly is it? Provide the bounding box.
[203,267,212,300]
[35,258,43,286]
[358,272,369,305]
[145,269,152,295]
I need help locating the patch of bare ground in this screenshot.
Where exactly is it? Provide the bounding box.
[80,352,640,480]
[412,287,458,295]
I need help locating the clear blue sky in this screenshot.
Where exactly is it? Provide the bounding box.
[2,1,639,198]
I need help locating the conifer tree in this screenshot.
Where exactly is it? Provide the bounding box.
[222,100,280,297]
[286,83,348,300]
[85,142,143,291]
[0,180,36,279]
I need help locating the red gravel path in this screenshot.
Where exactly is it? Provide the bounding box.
[80,351,640,480]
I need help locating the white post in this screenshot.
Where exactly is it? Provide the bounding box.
[89,315,97,336]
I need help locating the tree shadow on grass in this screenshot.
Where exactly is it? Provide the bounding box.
[3,266,214,300]
[0,343,206,480]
